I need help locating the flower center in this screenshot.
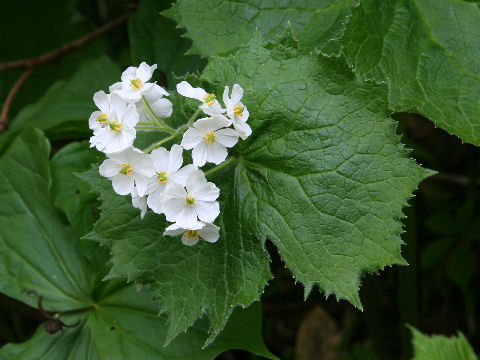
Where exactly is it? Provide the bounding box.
[185,195,196,206]
[96,113,109,125]
[129,78,143,90]
[185,230,200,241]
[157,171,169,183]
[119,163,133,176]
[204,131,217,143]
[234,105,245,117]
[109,120,122,133]
[202,93,216,106]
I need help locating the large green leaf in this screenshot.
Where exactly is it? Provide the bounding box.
[409,326,477,360]
[10,56,120,139]
[83,32,432,345]
[340,0,480,144]
[0,128,275,359]
[51,141,103,237]
[163,0,358,57]
[129,0,206,89]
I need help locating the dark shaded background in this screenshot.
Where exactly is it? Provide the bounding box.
[0,0,478,359]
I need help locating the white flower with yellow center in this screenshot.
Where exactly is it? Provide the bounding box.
[89,97,139,154]
[111,62,158,103]
[223,84,251,140]
[164,221,220,246]
[181,116,239,167]
[146,144,197,214]
[131,187,147,219]
[88,91,123,131]
[99,147,155,197]
[162,170,220,228]
[176,81,225,116]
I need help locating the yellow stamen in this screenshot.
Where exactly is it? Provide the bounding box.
[185,230,200,241]
[204,131,217,143]
[157,171,169,183]
[119,163,133,175]
[96,113,109,125]
[203,93,216,106]
[185,195,196,206]
[109,120,122,133]
[129,78,143,90]
[234,105,245,117]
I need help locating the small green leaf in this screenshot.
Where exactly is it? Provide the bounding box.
[163,0,358,57]
[10,56,120,139]
[340,0,480,145]
[409,326,477,360]
[129,0,206,88]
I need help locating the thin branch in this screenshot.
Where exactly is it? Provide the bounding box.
[0,68,33,131]
[0,11,133,73]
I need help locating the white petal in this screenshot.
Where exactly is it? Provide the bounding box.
[215,128,239,148]
[200,102,225,116]
[181,127,203,150]
[176,81,206,101]
[169,164,198,186]
[163,183,187,200]
[192,142,209,167]
[136,62,156,83]
[121,67,137,83]
[145,83,169,99]
[222,86,230,108]
[231,84,244,104]
[233,120,252,140]
[112,175,135,195]
[181,234,199,246]
[117,87,142,103]
[99,159,120,178]
[109,82,122,92]
[191,181,219,202]
[163,223,186,237]
[196,201,220,223]
[146,190,165,214]
[93,91,109,113]
[193,116,230,133]
[150,98,173,118]
[168,144,183,173]
[88,111,101,130]
[122,103,139,128]
[113,98,127,120]
[198,222,220,243]
[177,206,198,228]
[134,174,148,197]
[131,189,147,219]
[163,198,185,223]
[240,105,249,122]
[206,142,228,165]
[151,147,169,172]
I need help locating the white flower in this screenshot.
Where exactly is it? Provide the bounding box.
[176,81,225,116]
[223,84,251,140]
[131,188,147,219]
[99,147,155,197]
[111,62,158,103]
[181,116,239,167]
[88,91,123,131]
[89,98,139,154]
[146,144,197,214]
[164,221,220,246]
[162,169,220,228]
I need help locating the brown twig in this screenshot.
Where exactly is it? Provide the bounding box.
[0,69,32,131]
[0,10,135,131]
[0,12,132,73]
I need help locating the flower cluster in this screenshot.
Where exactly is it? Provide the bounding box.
[89,63,251,246]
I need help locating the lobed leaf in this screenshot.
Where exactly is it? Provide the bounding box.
[340,0,480,144]
[0,129,275,359]
[84,31,433,344]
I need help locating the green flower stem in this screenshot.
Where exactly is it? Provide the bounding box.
[143,133,182,153]
[204,157,236,178]
[178,107,202,132]
[141,96,178,134]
